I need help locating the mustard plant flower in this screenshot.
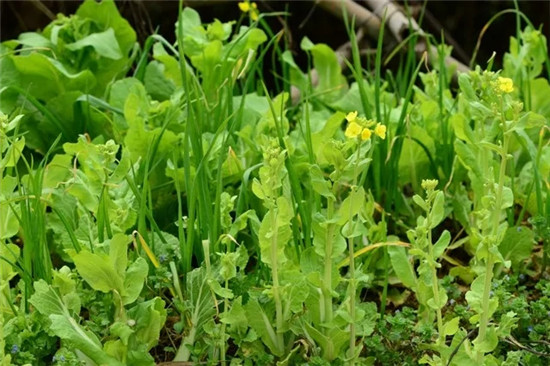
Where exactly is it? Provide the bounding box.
[361,128,372,140]
[497,77,514,93]
[421,179,438,191]
[238,1,259,21]
[346,111,358,122]
[374,123,386,139]
[345,121,362,138]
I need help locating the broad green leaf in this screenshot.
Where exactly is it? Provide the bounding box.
[427,288,448,310]
[388,246,417,289]
[430,191,445,228]
[337,187,365,225]
[458,73,476,100]
[174,267,216,362]
[302,321,348,361]
[499,226,535,270]
[465,274,498,318]
[455,139,482,178]
[244,298,282,356]
[433,230,451,259]
[220,297,248,335]
[451,113,475,143]
[443,317,460,336]
[0,244,19,282]
[501,186,514,209]
[127,297,166,351]
[17,32,53,48]
[65,29,123,60]
[72,250,124,294]
[412,195,429,212]
[144,61,175,101]
[530,78,550,118]
[258,197,293,268]
[473,325,499,353]
[0,137,24,168]
[76,0,136,55]
[30,280,123,366]
[398,125,436,186]
[311,213,346,259]
[226,27,267,58]
[309,165,334,198]
[0,177,18,240]
[123,257,148,305]
[109,234,129,278]
[301,38,347,101]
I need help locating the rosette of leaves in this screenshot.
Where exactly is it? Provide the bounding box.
[29,234,166,365]
[0,0,136,152]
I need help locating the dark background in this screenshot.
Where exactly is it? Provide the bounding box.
[2,1,550,70]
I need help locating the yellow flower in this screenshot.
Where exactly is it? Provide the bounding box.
[346,111,358,122]
[250,8,259,21]
[238,1,259,21]
[374,123,386,139]
[497,77,514,93]
[361,128,372,140]
[238,1,250,12]
[345,121,362,138]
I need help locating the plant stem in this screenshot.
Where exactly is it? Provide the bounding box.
[271,204,285,354]
[428,228,444,346]
[348,235,357,364]
[347,142,363,364]
[477,133,510,359]
[323,197,335,327]
[221,279,229,366]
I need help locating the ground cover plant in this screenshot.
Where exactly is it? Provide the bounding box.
[1,0,550,365]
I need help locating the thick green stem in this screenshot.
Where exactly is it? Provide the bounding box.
[477,133,510,359]
[323,197,335,326]
[348,236,357,363]
[271,205,285,354]
[346,142,362,364]
[428,229,444,347]
[220,279,229,365]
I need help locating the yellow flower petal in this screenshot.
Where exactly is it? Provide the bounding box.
[251,9,259,21]
[497,77,514,93]
[361,128,372,140]
[374,123,386,139]
[238,2,250,12]
[345,121,362,138]
[346,111,358,122]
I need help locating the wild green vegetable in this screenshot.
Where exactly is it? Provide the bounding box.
[1,1,550,364]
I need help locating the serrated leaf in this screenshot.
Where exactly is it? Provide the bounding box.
[30,280,123,365]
